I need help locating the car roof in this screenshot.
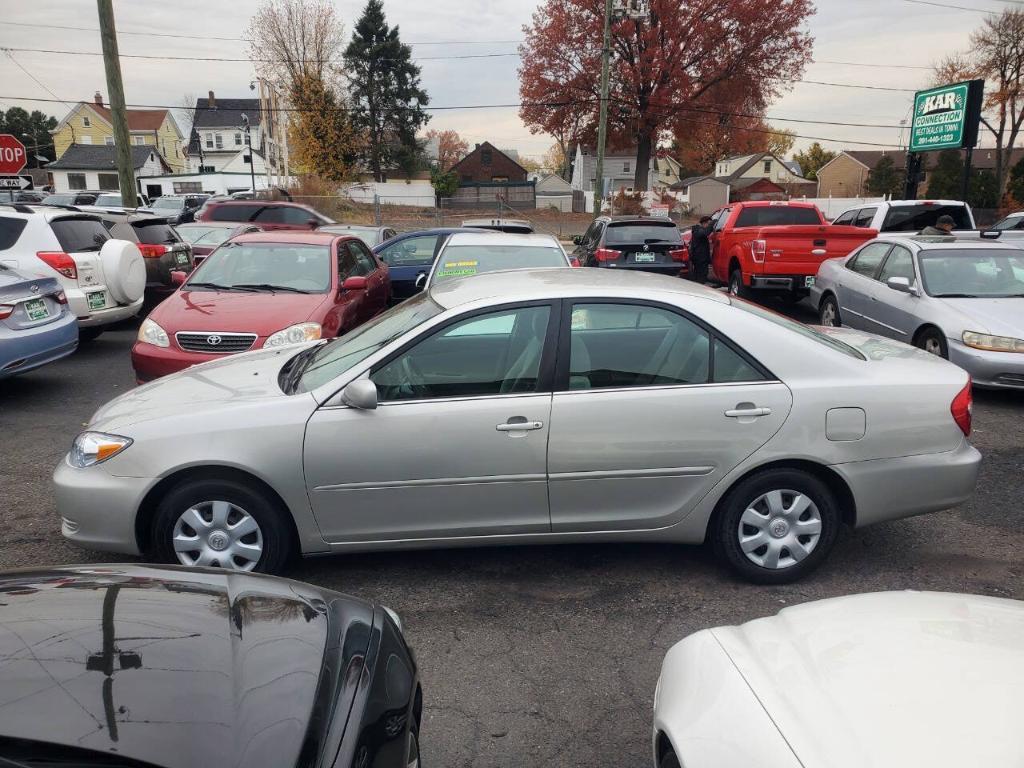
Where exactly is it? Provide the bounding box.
[879,235,1021,251]
[228,230,346,246]
[444,231,558,247]
[209,199,305,208]
[427,265,729,310]
[176,220,251,228]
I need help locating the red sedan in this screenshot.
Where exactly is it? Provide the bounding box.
[132,231,390,382]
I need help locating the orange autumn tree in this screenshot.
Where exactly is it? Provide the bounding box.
[519,0,814,190]
[425,128,470,171]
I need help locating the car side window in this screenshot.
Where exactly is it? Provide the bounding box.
[713,211,730,232]
[847,242,891,278]
[379,235,438,266]
[347,240,376,276]
[713,339,766,383]
[568,303,710,390]
[281,206,316,225]
[0,217,27,250]
[832,210,856,225]
[371,305,551,401]
[854,208,876,228]
[877,245,916,285]
[338,241,359,278]
[582,221,601,248]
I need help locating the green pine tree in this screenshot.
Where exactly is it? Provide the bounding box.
[865,155,903,198]
[925,149,963,200]
[344,0,430,182]
[1006,156,1024,205]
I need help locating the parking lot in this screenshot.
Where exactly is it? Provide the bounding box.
[1,313,1021,768]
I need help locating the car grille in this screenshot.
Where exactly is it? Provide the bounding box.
[175,331,257,354]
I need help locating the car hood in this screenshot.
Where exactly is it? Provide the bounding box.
[92,342,320,431]
[712,591,1024,768]
[938,297,1024,336]
[153,288,330,335]
[0,564,374,768]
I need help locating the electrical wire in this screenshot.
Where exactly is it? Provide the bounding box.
[0,45,518,63]
[902,0,996,12]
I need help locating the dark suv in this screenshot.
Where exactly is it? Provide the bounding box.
[196,200,334,230]
[571,216,687,276]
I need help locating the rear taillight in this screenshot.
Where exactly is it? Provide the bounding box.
[569,256,581,267]
[751,239,767,263]
[951,378,973,437]
[669,248,688,262]
[595,248,620,262]
[138,244,169,259]
[53,290,67,305]
[0,304,13,320]
[36,251,77,279]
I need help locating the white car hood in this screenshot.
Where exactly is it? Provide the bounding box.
[940,297,1024,337]
[712,591,1024,768]
[91,344,315,432]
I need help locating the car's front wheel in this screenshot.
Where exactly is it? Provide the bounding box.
[819,295,841,327]
[712,469,840,584]
[659,750,681,768]
[915,326,948,358]
[151,477,294,573]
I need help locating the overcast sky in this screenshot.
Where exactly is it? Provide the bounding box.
[0,0,1008,161]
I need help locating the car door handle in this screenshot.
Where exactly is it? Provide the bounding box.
[724,407,772,418]
[496,420,544,432]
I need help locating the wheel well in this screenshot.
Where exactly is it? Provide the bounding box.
[728,257,741,276]
[818,289,836,310]
[134,465,299,555]
[655,732,674,765]
[708,459,857,534]
[912,323,943,345]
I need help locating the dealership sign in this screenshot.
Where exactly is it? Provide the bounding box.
[909,80,984,153]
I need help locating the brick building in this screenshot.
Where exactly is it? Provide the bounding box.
[450,142,528,183]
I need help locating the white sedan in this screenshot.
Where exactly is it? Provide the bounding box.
[421,231,574,289]
[653,591,1024,767]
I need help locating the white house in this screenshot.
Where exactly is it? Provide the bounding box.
[533,173,573,212]
[570,144,684,194]
[712,153,814,193]
[186,92,281,175]
[46,144,172,193]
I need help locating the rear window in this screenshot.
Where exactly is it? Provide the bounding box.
[734,206,823,227]
[209,203,261,222]
[95,194,122,206]
[881,204,971,232]
[604,222,681,245]
[132,220,179,245]
[0,217,28,250]
[49,217,110,253]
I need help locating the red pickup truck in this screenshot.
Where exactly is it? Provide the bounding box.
[684,201,877,301]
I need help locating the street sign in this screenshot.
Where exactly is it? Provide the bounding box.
[0,134,27,175]
[909,80,984,153]
[0,175,33,191]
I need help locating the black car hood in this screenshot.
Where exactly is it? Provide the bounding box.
[0,565,374,768]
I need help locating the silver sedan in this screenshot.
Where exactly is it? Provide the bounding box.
[811,237,1024,389]
[55,269,980,583]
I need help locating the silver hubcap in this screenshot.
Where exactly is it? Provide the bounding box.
[924,337,942,355]
[172,500,263,571]
[821,302,836,326]
[738,489,822,570]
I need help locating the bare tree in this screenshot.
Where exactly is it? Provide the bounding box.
[246,0,346,90]
[933,10,1024,195]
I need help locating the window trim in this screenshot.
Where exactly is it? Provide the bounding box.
[553,297,776,393]
[846,241,894,280]
[364,300,563,405]
[876,243,917,285]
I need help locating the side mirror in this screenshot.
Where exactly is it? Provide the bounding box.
[342,275,368,291]
[887,276,915,294]
[170,270,188,287]
[414,273,427,289]
[572,235,583,245]
[341,378,377,410]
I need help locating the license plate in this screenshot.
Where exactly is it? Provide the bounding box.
[634,252,656,263]
[25,298,49,321]
[87,291,106,310]
[175,251,190,266]
[804,276,816,287]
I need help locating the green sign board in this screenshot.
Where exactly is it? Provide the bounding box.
[909,81,982,153]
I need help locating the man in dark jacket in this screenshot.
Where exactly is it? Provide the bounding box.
[688,216,713,283]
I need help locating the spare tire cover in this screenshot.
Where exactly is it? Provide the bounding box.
[100,239,146,304]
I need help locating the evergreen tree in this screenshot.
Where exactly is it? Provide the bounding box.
[926,149,963,200]
[791,142,835,181]
[289,73,361,182]
[866,155,902,198]
[1006,155,1024,204]
[968,170,999,209]
[344,0,429,182]
[0,108,58,167]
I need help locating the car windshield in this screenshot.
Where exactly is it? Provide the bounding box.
[175,225,236,247]
[95,194,122,206]
[881,204,972,232]
[432,244,566,283]
[991,215,1024,231]
[42,195,73,205]
[186,241,331,293]
[151,197,185,211]
[296,293,443,392]
[731,298,866,359]
[918,249,1024,298]
[605,222,681,244]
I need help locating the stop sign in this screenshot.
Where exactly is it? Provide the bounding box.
[0,135,27,175]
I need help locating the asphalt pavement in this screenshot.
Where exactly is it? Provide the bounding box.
[1,312,1023,768]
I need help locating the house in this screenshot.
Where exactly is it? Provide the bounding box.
[46,144,172,194]
[712,153,816,197]
[570,145,685,194]
[450,142,528,183]
[50,92,185,172]
[670,176,730,216]
[186,91,281,175]
[533,173,573,212]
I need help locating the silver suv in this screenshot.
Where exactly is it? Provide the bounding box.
[0,204,145,340]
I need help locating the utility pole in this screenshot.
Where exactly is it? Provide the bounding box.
[241,114,256,193]
[96,0,137,207]
[593,0,613,218]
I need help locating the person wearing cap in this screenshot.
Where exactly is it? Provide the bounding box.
[688,215,713,283]
[919,214,956,235]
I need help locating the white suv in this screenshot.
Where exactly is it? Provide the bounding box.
[0,204,145,340]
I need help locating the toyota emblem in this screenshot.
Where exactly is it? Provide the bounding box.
[206,335,222,346]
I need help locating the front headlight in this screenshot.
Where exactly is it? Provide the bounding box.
[265,322,321,348]
[69,432,133,468]
[137,317,169,348]
[962,330,1024,353]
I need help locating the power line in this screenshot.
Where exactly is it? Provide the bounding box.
[812,58,931,71]
[0,45,518,63]
[902,0,996,12]
[2,51,75,110]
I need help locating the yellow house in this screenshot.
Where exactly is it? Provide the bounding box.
[51,92,185,172]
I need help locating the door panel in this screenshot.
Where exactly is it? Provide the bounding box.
[547,383,792,531]
[861,245,920,339]
[838,242,891,330]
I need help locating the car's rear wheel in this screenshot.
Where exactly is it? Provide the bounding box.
[407,728,421,768]
[915,326,948,358]
[728,269,749,298]
[151,478,294,574]
[712,469,840,584]
[819,295,841,327]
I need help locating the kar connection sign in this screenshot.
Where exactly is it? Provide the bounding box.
[909,80,984,153]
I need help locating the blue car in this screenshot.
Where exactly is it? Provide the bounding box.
[373,227,480,302]
[0,265,78,379]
